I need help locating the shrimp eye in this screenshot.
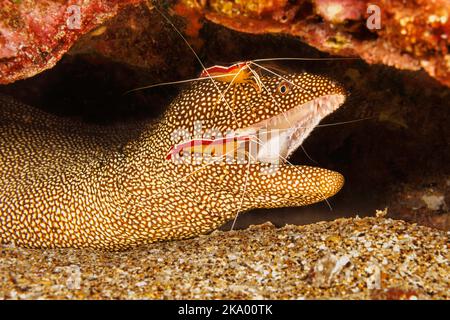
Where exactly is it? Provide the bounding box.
[277,81,290,95]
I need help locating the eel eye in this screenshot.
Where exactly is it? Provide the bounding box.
[277,81,290,95]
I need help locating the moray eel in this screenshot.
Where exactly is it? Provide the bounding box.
[0,72,346,249]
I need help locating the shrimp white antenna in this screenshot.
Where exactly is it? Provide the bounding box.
[252,57,360,63]
[124,73,241,95]
[147,1,239,126]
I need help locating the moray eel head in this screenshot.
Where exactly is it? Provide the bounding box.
[152,72,346,224]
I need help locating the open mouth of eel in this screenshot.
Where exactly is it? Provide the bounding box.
[235,94,346,164]
[167,94,346,164]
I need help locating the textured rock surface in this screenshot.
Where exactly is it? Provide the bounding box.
[1,1,450,87]
[0,0,140,84]
[180,0,450,87]
[0,216,448,299]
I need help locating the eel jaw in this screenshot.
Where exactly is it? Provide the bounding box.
[235,94,346,164]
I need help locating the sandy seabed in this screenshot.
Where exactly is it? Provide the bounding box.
[0,215,448,299]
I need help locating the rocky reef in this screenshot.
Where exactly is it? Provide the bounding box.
[0,0,144,84]
[184,0,450,87]
[1,1,450,87]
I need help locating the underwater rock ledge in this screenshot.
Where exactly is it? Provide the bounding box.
[0,0,140,84]
[0,216,448,299]
[180,0,450,87]
[1,1,449,87]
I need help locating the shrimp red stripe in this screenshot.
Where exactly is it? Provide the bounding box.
[199,62,249,78]
[166,136,251,160]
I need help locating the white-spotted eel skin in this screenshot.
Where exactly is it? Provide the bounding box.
[0,73,346,250]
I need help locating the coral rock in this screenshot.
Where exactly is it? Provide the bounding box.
[0,0,140,84]
[180,0,450,87]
